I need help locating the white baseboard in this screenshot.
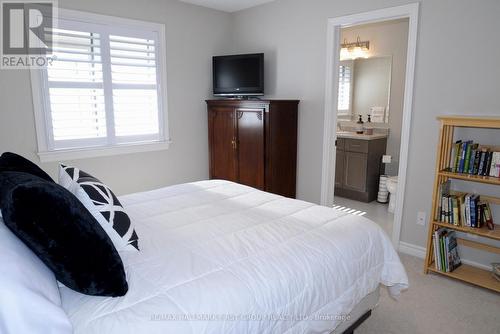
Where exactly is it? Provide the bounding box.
[398,241,426,258]
[398,241,491,271]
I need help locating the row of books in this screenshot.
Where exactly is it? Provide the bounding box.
[433,228,461,273]
[438,180,495,230]
[450,140,500,177]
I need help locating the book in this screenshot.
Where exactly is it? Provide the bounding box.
[472,149,481,175]
[483,202,494,230]
[485,151,493,176]
[451,196,460,226]
[478,202,485,228]
[465,194,471,227]
[442,195,448,223]
[437,182,443,221]
[438,180,451,221]
[445,231,461,272]
[478,149,488,176]
[458,141,471,173]
[470,194,479,227]
[489,152,500,177]
[444,232,450,272]
[458,194,466,227]
[464,142,474,173]
[433,232,440,271]
[452,141,462,172]
[467,144,479,174]
[448,196,453,225]
[440,231,446,271]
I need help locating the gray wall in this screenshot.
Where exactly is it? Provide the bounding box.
[0,0,232,195]
[229,0,500,258]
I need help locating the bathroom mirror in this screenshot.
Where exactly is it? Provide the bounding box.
[337,56,392,123]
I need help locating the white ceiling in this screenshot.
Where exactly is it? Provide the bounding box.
[178,0,276,12]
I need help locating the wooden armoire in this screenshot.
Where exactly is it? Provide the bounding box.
[206,99,299,198]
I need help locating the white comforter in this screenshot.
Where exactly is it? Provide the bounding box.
[60,180,408,334]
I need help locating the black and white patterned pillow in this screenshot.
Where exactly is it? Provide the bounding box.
[59,165,139,251]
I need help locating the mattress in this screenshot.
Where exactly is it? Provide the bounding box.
[60,180,408,334]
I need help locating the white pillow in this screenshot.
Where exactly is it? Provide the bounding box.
[58,164,139,252]
[0,215,72,334]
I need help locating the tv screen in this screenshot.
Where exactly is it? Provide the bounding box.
[213,53,264,96]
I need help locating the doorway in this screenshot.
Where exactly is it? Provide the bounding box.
[321,4,419,247]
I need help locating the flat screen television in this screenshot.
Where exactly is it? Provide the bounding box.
[213,53,264,97]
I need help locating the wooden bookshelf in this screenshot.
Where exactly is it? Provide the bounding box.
[424,116,500,293]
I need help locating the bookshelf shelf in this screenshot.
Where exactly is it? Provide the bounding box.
[433,221,500,241]
[438,170,500,186]
[427,262,500,293]
[424,116,500,292]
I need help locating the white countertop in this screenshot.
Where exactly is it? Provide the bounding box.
[336,131,388,140]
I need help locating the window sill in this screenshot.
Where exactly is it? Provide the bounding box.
[37,140,172,163]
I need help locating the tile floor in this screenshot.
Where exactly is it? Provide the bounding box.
[333,196,394,236]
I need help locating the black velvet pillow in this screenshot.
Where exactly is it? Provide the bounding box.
[0,152,53,182]
[0,172,128,297]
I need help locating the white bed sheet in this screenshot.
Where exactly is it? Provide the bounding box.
[60,180,408,334]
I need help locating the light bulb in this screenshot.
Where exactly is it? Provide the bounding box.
[340,47,350,60]
[352,46,363,59]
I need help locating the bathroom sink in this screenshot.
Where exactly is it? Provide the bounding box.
[336,131,388,140]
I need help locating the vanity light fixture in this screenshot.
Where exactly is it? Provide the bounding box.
[340,36,370,60]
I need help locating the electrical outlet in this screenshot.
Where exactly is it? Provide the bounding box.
[417,211,426,226]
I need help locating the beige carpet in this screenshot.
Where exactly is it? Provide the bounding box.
[356,254,500,334]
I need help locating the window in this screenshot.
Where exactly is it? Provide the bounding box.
[31,10,169,161]
[337,61,353,116]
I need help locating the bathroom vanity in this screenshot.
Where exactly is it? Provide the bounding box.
[335,132,387,202]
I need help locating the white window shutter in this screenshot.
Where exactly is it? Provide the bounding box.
[46,28,107,147]
[337,64,352,112]
[37,14,166,153]
[109,35,160,140]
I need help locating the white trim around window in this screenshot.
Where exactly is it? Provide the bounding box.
[30,9,171,162]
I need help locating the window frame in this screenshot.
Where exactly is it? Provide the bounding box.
[31,9,170,162]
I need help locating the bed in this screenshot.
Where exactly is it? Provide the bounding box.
[60,180,408,334]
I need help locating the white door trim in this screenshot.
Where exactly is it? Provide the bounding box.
[321,3,420,247]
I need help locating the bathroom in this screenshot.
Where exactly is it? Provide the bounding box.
[333,18,409,235]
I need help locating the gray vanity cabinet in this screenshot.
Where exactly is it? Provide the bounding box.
[335,137,387,202]
[335,150,345,188]
[344,152,368,192]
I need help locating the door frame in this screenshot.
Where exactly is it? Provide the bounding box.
[320,3,420,247]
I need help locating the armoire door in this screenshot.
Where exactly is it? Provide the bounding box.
[236,108,265,189]
[208,107,237,182]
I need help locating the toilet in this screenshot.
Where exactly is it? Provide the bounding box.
[386,176,398,213]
